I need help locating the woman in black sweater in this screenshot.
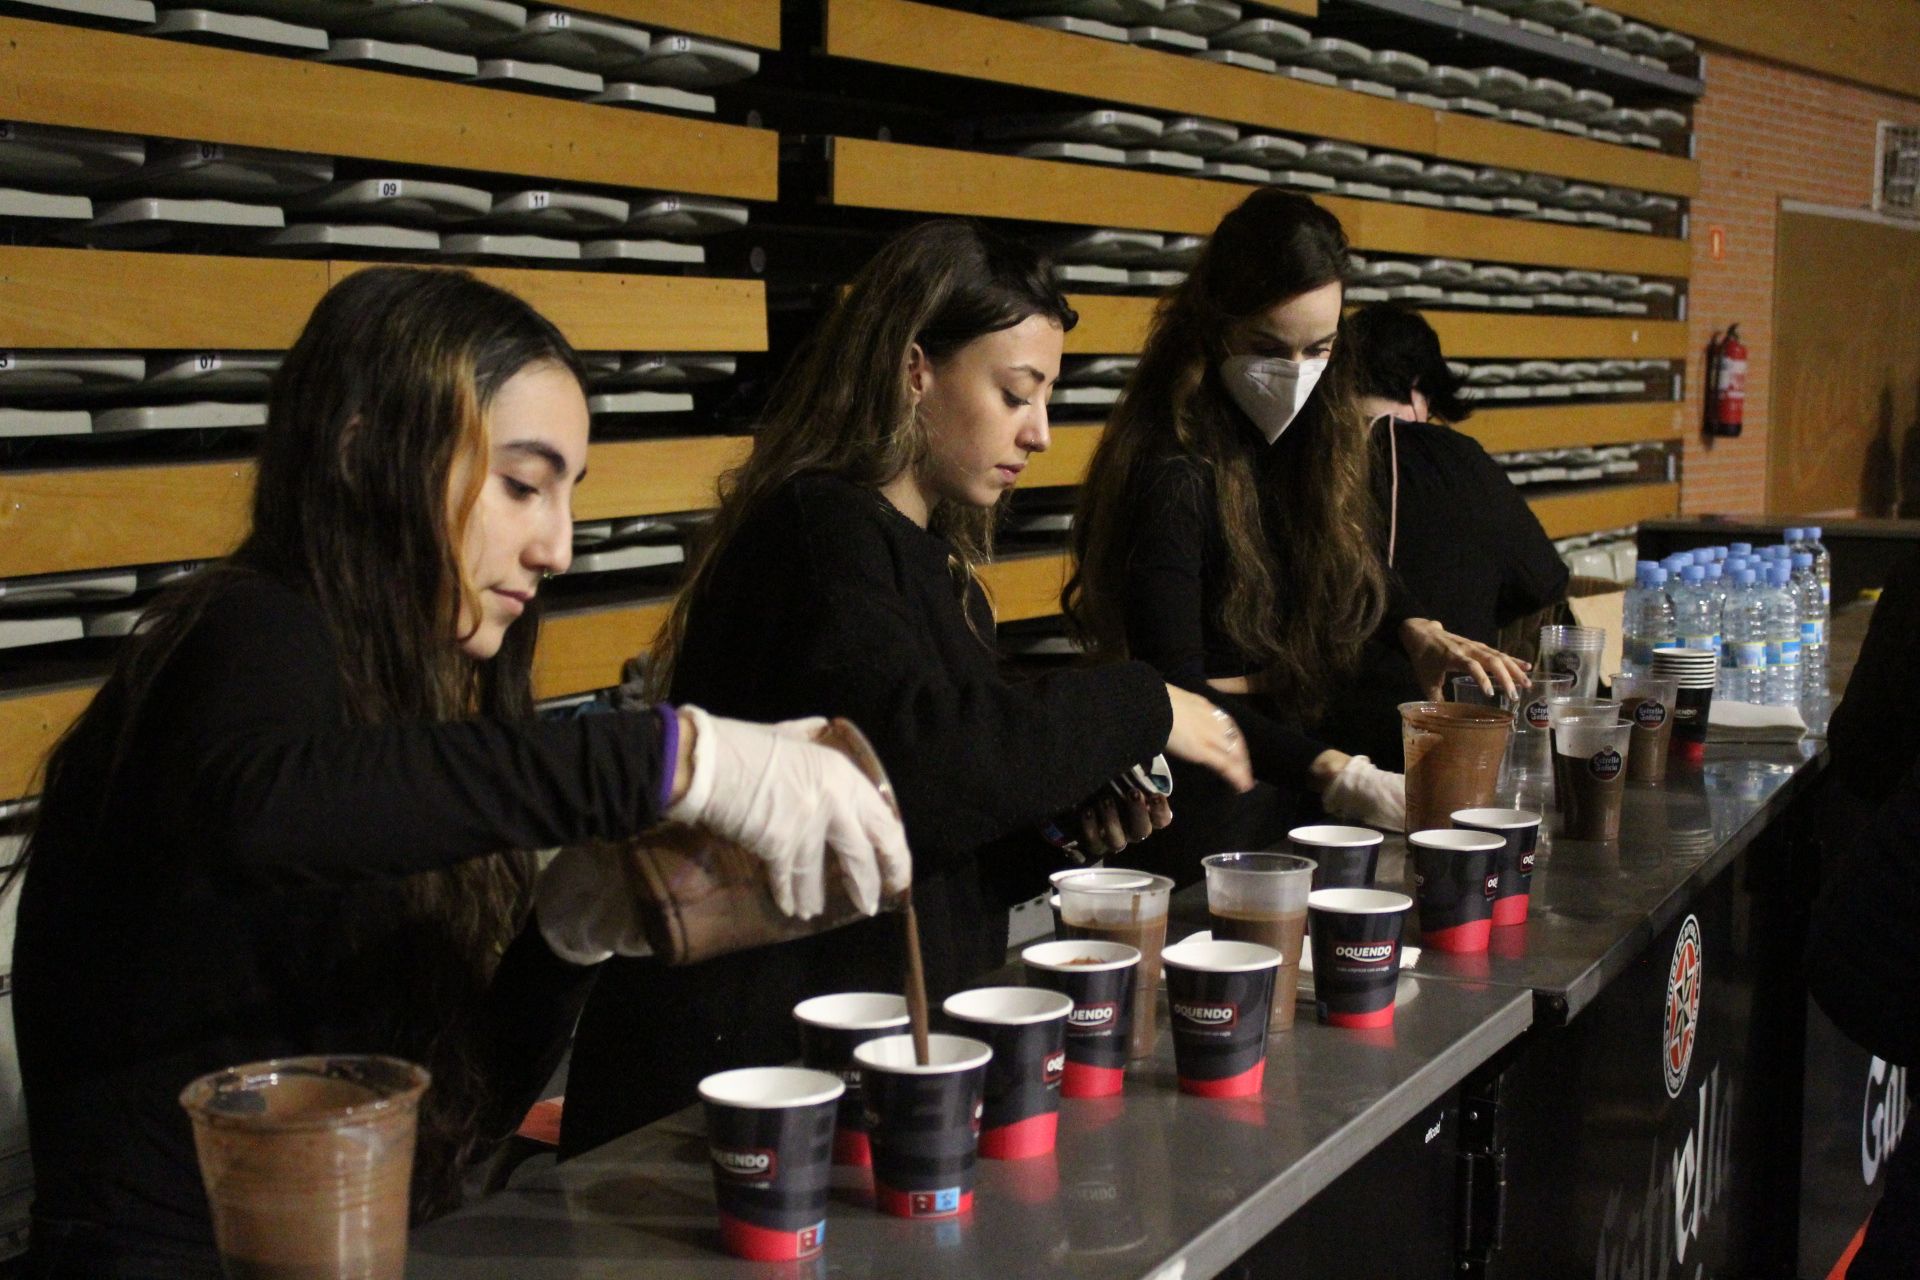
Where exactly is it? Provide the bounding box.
[13,268,906,1278]
[1318,304,1570,767]
[560,221,1252,1155]
[1067,191,1529,879]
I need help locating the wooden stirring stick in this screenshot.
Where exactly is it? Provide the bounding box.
[901,900,932,1066]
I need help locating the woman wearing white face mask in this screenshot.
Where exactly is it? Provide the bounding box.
[1067,191,1529,876]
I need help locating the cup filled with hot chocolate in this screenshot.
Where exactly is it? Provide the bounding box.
[855,1033,993,1219]
[179,1054,428,1280]
[1022,940,1141,1098]
[1054,869,1174,1060]
[1611,673,1678,782]
[1400,702,1514,833]
[1554,718,1634,840]
[1306,889,1413,1028]
[1202,852,1314,1030]
[941,987,1072,1160]
[1160,939,1283,1097]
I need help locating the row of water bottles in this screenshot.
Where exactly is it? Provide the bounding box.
[1621,527,1831,706]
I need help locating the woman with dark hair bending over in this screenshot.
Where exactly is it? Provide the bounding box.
[1068,191,1529,879]
[13,268,907,1278]
[1318,303,1569,766]
[560,220,1253,1155]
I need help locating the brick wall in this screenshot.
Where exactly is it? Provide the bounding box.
[1681,51,1920,515]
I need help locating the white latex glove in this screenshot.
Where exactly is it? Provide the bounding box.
[1320,755,1407,831]
[665,706,912,920]
[534,846,651,967]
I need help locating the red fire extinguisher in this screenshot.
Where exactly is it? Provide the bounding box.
[1706,324,1746,437]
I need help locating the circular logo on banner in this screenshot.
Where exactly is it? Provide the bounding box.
[1589,748,1623,781]
[1664,915,1704,1098]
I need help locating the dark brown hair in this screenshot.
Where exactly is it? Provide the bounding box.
[648,219,1077,691]
[1347,302,1475,422]
[27,266,585,1218]
[1066,190,1389,717]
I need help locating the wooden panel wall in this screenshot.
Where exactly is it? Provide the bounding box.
[1606,0,1920,101]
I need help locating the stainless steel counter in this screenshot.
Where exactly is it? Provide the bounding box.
[410,969,1530,1278]
[1374,742,1825,1023]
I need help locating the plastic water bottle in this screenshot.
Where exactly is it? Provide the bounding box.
[1691,548,1717,568]
[1622,564,1676,677]
[1729,542,1754,560]
[1805,525,1832,608]
[1792,551,1827,685]
[1764,563,1801,706]
[1724,569,1769,703]
[1674,566,1721,674]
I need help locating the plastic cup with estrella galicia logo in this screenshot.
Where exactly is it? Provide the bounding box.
[1160,939,1283,1097]
[791,993,908,1167]
[1611,672,1679,781]
[1554,718,1633,841]
[1505,671,1575,783]
[1408,828,1504,953]
[1450,807,1543,925]
[697,1066,843,1262]
[940,987,1072,1159]
[1307,889,1414,1028]
[854,1033,992,1220]
[1021,939,1140,1098]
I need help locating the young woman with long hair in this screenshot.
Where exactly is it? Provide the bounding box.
[1067,190,1528,876]
[1317,303,1568,766]
[559,220,1253,1155]
[13,267,906,1278]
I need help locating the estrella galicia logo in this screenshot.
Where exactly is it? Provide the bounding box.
[1589,747,1623,781]
[712,1146,777,1181]
[1525,698,1553,730]
[1634,699,1669,729]
[1173,1001,1238,1030]
[1334,942,1397,965]
[1664,915,1704,1098]
[1067,1002,1117,1031]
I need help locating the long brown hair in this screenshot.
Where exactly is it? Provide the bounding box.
[648,219,1077,693]
[1065,190,1389,718]
[26,266,586,1217]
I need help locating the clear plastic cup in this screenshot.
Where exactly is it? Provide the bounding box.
[1202,852,1315,1030]
[1554,719,1634,840]
[1539,625,1606,698]
[1504,672,1576,783]
[180,1055,428,1280]
[1400,701,1514,834]
[1611,673,1679,781]
[1055,869,1174,1059]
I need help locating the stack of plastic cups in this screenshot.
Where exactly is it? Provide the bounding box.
[1538,624,1606,698]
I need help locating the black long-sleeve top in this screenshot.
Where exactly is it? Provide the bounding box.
[1117,447,1417,788]
[1319,419,1569,767]
[14,573,673,1277]
[561,473,1172,1155]
[1369,418,1569,645]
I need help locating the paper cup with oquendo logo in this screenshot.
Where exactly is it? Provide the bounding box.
[855,1033,992,1219]
[1307,889,1412,1028]
[1288,824,1383,889]
[1160,939,1282,1097]
[1450,808,1543,925]
[1408,829,1504,953]
[941,988,1071,1159]
[792,993,908,1167]
[698,1067,843,1262]
[1021,940,1140,1098]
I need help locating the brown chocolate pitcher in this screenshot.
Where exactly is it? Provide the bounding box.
[621,718,901,966]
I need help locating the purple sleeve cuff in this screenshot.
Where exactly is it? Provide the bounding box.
[655,702,680,814]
